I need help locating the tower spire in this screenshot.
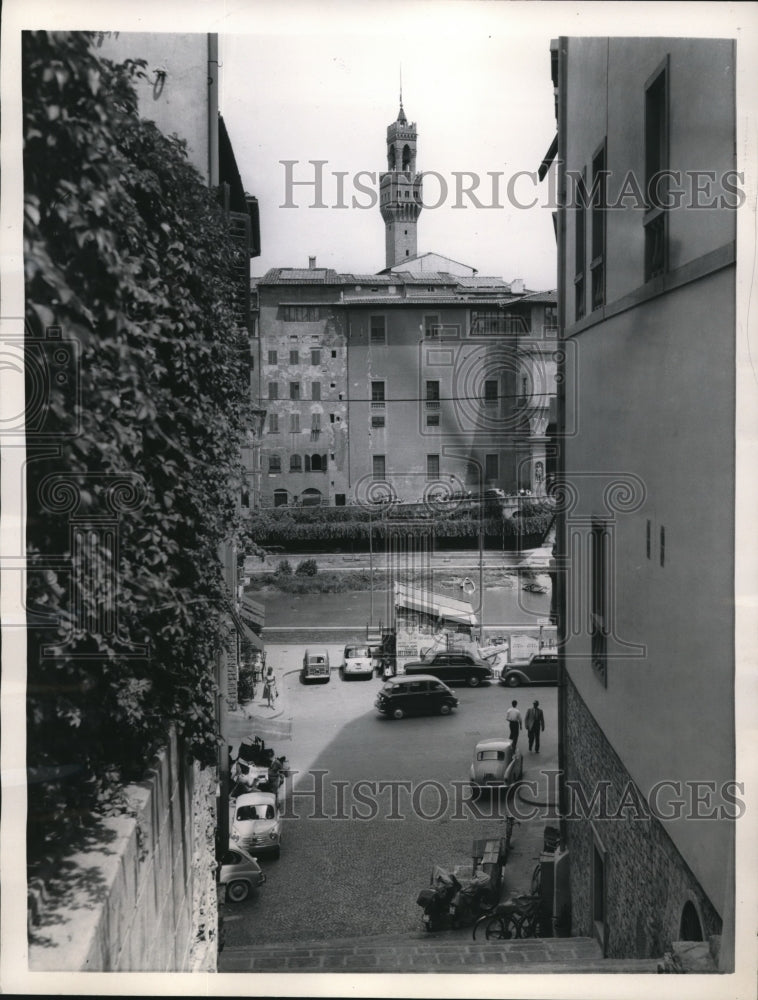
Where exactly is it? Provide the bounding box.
[397,64,406,123]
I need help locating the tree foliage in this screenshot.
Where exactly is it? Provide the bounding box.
[23,32,252,860]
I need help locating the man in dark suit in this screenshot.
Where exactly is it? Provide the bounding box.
[525,700,545,752]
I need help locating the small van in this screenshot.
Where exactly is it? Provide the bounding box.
[301,649,331,684]
[375,673,458,720]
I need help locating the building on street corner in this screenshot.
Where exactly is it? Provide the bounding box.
[548,36,736,965]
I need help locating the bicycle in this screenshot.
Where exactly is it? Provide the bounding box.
[472,892,543,941]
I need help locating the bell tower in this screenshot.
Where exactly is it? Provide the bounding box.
[379,94,423,268]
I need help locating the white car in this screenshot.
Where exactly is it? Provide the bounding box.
[230,791,282,859]
[339,644,374,680]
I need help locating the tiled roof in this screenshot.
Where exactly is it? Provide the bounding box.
[258,268,344,285]
[340,296,521,306]
[513,289,557,303]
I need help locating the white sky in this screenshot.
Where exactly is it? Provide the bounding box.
[220,21,560,287]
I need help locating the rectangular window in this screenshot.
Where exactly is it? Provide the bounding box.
[268,349,278,364]
[370,316,386,345]
[484,380,498,406]
[575,168,586,320]
[311,382,321,401]
[311,348,321,365]
[426,454,440,480]
[289,413,300,433]
[426,380,440,409]
[591,142,606,310]
[485,454,498,482]
[289,382,300,400]
[424,314,440,339]
[268,382,279,400]
[371,414,386,428]
[311,413,321,439]
[591,522,609,684]
[543,304,558,331]
[329,413,335,423]
[372,455,386,480]
[371,381,385,408]
[268,454,281,473]
[282,305,318,321]
[289,349,299,365]
[268,413,279,434]
[645,60,668,280]
[426,413,440,427]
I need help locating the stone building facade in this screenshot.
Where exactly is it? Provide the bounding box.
[253,267,557,507]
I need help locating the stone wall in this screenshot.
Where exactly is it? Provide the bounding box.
[28,730,218,972]
[564,677,724,959]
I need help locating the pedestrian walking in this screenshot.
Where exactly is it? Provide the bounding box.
[505,699,522,750]
[263,663,278,708]
[525,700,545,752]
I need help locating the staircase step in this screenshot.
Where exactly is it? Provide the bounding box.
[218,934,667,973]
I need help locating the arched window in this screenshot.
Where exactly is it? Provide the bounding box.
[273,489,289,507]
[388,146,396,170]
[679,901,703,941]
[402,144,411,171]
[290,454,302,472]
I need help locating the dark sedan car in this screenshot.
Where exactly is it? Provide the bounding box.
[404,650,493,688]
[500,653,558,687]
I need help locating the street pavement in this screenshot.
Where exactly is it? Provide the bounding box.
[221,650,559,959]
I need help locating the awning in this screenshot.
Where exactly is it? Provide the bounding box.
[239,620,264,651]
[232,610,265,651]
[393,582,478,627]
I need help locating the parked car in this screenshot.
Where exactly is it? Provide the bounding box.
[500,652,558,687]
[301,648,331,684]
[469,737,523,795]
[340,644,374,680]
[404,650,493,688]
[375,674,459,720]
[219,844,266,903]
[230,790,282,858]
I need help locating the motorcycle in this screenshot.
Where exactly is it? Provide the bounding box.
[416,867,461,932]
[449,869,496,928]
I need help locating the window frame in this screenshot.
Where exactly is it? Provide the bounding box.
[590,139,607,311]
[370,315,387,346]
[644,56,670,281]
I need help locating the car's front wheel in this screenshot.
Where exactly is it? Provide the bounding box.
[439,703,451,715]
[393,707,404,720]
[226,880,250,903]
[466,674,481,688]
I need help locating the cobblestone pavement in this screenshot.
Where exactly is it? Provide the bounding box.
[220,658,564,964]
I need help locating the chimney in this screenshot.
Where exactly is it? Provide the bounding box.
[308,256,317,270]
[511,278,524,294]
